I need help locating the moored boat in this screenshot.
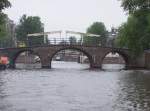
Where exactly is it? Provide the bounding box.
[0,56,9,70]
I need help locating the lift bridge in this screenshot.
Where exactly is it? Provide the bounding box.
[27,30,101,45]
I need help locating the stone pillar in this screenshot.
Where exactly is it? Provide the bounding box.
[91,55,102,68]
[35,49,51,69]
[145,52,150,69]
[40,56,51,69]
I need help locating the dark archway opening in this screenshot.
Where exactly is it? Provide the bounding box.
[51,49,92,69]
[102,52,126,70]
[14,51,42,69]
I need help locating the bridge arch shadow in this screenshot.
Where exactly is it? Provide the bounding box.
[12,49,42,69]
[101,50,129,70]
[49,47,93,69]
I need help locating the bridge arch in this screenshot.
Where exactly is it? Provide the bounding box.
[49,47,93,68]
[12,49,42,69]
[101,49,130,69]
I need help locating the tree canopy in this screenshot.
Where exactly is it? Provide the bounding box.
[0,0,11,47]
[117,0,150,56]
[83,22,107,46]
[0,0,11,24]
[120,0,150,14]
[0,0,11,11]
[16,14,45,46]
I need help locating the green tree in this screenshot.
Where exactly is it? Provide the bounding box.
[16,14,45,46]
[0,0,11,37]
[117,0,150,56]
[0,22,7,37]
[117,16,142,55]
[0,0,11,24]
[0,0,11,11]
[120,0,150,14]
[0,0,11,47]
[83,22,107,46]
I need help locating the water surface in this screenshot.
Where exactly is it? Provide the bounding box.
[0,62,150,111]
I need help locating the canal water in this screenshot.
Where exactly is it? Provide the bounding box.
[0,62,150,111]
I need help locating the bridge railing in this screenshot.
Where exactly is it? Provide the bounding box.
[27,37,109,47]
[41,37,117,48]
[47,38,82,45]
[0,37,118,48]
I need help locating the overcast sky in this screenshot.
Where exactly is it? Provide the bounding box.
[5,0,127,32]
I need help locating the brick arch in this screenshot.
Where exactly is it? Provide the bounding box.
[11,49,42,68]
[49,47,94,68]
[101,49,130,67]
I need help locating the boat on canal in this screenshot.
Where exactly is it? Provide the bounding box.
[0,56,9,70]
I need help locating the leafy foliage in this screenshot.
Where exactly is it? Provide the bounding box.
[0,0,11,45]
[0,0,11,24]
[117,15,142,55]
[0,20,7,38]
[0,0,11,12]
[120,0,150,14]
[117,0,150,56]
[83,22,107,46]
[16,14,45,46]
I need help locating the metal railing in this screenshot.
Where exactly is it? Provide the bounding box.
[47,38,82,45]
[45,37,112,47]
[0,37,116,48]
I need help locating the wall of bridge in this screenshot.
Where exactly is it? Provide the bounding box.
[145,51,150,69]
[0,45,147,69]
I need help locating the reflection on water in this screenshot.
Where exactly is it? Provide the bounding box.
[52,61,89,69]
[102,64,125,71]
[16,63,41,69]
[0,62,150,111]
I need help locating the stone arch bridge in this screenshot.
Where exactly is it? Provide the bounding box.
[0,45,148,69]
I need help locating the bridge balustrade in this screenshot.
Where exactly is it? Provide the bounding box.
[26,37,114,48]
[0,36,117,48]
